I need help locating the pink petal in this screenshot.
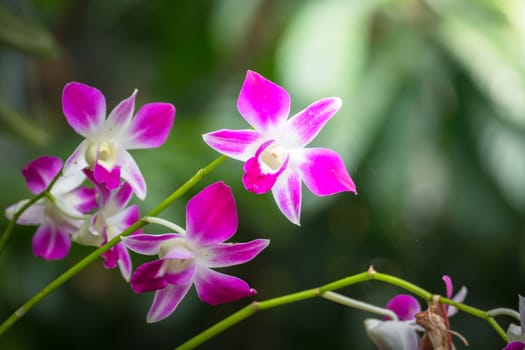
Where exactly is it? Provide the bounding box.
[503,342,525,350]
[186,182,237,247]
[63,140,89,176]
[442,275,453,299]
[205,239,270,268]
[194,268,257,306]
[131,259,196,294]
[202,129,262,161]
[242,140,289,194]
[286,97,342,147]
[385,294,421,321]
[22,156,63,194]
[271,170,302,225]
[124,102,175,149]
[297,148,357,196]
[105,89,137,129]
[117,243,133,281]
[102,242,132,281]
[237,70,290,132]
[146,284,192,323]
[62,82,106,137]
[118,148,146,200]
[32,221,72,260]
[71,187,98,213]
[124,233,179,255]
[108,182,134,209]
[115,204,142,236]
[130,259,170,293]
[93,162,121,191]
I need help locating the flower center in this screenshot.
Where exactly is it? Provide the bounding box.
[86,141,118,170]
[259,144,286,173]
[159,237,192,259]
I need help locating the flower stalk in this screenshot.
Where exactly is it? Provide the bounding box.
[175,266,507,350]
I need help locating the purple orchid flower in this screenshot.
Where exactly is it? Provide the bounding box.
[5,156,97,259]
[365,275,467,350]
[503,296,525,350]
[61,82,175,199]
[73,170,142,281]
[124,181,269,323]
[203,70,356,225]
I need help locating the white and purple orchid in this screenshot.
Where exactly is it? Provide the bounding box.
[203,70,356,225]
[503,296,525,350]
[124,181,269,323]
[62,82,175,200]
[5,156,97,260]
[73,170,142,281]
[365,275,467,350]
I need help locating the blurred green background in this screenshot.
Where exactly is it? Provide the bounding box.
[1,0,525,349]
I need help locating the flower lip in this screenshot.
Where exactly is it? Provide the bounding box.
[242,140,290,194]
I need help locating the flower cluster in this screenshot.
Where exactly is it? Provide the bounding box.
[5,71,356,322]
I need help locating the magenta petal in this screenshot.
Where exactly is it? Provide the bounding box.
[271,170,302,225]
[117,243,133,281]
[298,148,357,196]
[93,162,121,191]
[22,156,63,194]
[102,242,133,281]
[62,82,106,137]
[194,268,257,306]
[109,182,134,209]
[242,156,279,194]
[286,97,342,147]
[102,244,120,269]
[503,342,525,350]
[237,70,290,132]
[125,102,175,149]
[32,222,72,260]
[442,275,453,299]
[118,148,147,200]
[146,284,192,323]
[205,239,270,268]
[131,259,170,293]
[124,233,179,255]
[202,129,262,161]
[186,182,238,247]
[164,262,197,285]
[385,294,421,321]
[72,187,98,213]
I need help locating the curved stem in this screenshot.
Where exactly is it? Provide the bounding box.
[175,266,508,349]
[0,170,62,256]
[0,155,226,336]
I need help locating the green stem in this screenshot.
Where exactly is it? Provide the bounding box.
[175,267,507,349]
[0,170,62,256]
[0,155,226,336]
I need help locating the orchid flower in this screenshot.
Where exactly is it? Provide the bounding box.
[364,275,467,350]
[5,156,97,259]
[124,181,269,323]
[62,82,175,199]
[203,70,356,225]
[73,171,142,281]
[503,296,525,350]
